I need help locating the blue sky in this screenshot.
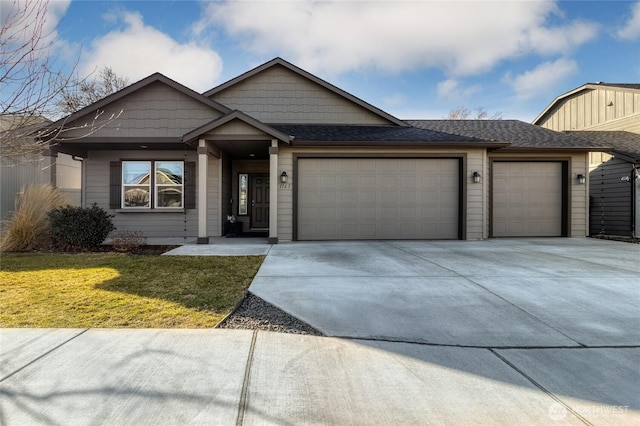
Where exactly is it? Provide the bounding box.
[24,1,640,121]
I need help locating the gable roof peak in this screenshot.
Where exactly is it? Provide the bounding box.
[47,72,230,130]
[533,82,640,124]
[204,57,408,127]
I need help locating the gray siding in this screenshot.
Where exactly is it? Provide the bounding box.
[220,154,233,231]
[84,150,198,239]
[211,65,392,125]
[206,154,221,238]
[590,156,633,236]
[63,81,222,139]
[635,169,640,238]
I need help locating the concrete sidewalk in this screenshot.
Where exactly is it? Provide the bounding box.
[1,328,637,425]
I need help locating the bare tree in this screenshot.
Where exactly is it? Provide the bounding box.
[1,0,122,161]
[447,106,502,120]
[1,0,71,157]
[57,66,129,114]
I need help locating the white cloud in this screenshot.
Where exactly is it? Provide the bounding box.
[80,11,223,92]
[506,58,577,100]
[436,80,459,98]
[618,1,640,40]
[436,79,481,100]
[194,0,597,77]
[527,20,599,55]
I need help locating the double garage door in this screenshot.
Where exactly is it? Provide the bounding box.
[297,158,460,240]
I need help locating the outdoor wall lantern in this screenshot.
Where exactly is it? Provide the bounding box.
[280,171,289,183]
[577,173,586,184]
[472,171,481,183]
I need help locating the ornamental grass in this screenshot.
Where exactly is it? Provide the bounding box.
[0,184,70,252]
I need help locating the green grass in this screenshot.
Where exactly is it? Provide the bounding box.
[0,253,264,328]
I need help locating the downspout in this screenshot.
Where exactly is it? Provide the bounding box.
[633,164,639,238]
[72,155,84,207]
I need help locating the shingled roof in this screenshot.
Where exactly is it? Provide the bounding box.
[569,131,640,161]
[270,124,507,147]
[407,120,609,151]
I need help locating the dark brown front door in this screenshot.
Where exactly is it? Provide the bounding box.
[251,175,269,228]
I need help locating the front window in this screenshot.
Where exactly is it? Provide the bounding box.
[238,173,248,215]
[155,161,183,208]
[123,161,151,208]
[122,160,183,209]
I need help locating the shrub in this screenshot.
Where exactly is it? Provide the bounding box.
[0,184,70,252]
[111,230,146,252]
[49,204,115,250]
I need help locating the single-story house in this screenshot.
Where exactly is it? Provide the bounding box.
[45,58,605,243]
[533,82,640,238]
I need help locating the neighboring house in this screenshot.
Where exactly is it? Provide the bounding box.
[0,117,82,225]
[45,58,604,243]
[533,83,640,238]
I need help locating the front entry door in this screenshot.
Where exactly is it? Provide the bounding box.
[251,175,269,228]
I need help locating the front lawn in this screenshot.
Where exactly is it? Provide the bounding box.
[0,253,264,328]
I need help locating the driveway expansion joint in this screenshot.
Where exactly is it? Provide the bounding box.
[236,330,258,426]
[340,335,639,350]
[0,328,89,383]
[464,276,586,347]
[489,348,594,426]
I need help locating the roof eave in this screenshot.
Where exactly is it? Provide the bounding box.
[492,146,610,152]
[291,140,510,148]
[611,151,640,163]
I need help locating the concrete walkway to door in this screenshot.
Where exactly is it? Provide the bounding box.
[250,238,639,347]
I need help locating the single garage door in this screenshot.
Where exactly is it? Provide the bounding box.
[297,158,460,240]
[492,161,563,237]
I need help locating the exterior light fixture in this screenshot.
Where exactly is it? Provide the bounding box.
[472,171,481,183]
[577,173,586,184]
[280,171,288,183]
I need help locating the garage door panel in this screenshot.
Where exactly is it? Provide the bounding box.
[492,162,562,237]
[298,158,459,240]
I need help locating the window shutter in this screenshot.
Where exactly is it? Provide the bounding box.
[109,161,121,209]
[185,161,196,209]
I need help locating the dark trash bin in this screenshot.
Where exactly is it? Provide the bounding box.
[224,221,242,237]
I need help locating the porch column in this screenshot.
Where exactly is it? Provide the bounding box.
[269,139,278,244]
[197,138,209,244]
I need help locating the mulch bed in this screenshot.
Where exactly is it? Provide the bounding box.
[94,245,181,255]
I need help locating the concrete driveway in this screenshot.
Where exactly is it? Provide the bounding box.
[2,238,638,424]
[250,238,639,347]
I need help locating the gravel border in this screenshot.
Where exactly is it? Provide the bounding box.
[217,293,323,336]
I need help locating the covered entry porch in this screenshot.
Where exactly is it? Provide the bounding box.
[183,111,291,244]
